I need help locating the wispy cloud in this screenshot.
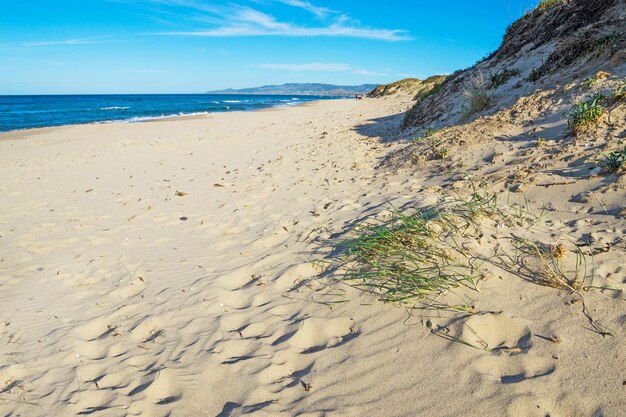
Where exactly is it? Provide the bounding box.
[23,38,116,47]
[147,1,411,41]
[353,69,387,76]
[255,63,351,72]
[272,0,335,18]
[161,22,410,41]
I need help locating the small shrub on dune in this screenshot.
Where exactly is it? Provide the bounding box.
[489,68,520,89]
[463,72,492,118]
[601,147,626,174]
[592,32,618,52]
[528,66,545,82]
[424,127,438,138]
[567,94,605,134]
[614,81,626,100]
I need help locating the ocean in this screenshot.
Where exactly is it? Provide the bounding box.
[0,94,343,133]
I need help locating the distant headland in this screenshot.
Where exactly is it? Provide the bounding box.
[206,83,378,96]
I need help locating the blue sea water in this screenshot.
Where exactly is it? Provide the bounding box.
[0,94,342,133]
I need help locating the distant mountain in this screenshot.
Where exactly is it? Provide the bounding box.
[206,83,378,96]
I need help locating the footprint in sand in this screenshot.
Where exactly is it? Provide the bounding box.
[469,352,556,386]
[504,392,607,417]
[274,263,320,290]
[106,277,146,300]
[288,317,357,354]
[213,268,258,291]
[121,367,184,411]
[69,389,119,415]
[461,313,533,351]
[128,316,165,342]
[73,339,111,360]
[251,230,285,247]
[214,288,254,310]
[72,315,119,341]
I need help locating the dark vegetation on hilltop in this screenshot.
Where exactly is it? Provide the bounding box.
[493,0,618,62]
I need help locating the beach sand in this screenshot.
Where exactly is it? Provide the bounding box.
[1,97,624,417]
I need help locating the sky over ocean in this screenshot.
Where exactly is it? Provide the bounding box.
[0,0,540,95]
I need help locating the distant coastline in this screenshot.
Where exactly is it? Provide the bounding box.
[207,82,378,96]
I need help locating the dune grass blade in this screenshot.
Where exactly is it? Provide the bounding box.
[336,191,497,307]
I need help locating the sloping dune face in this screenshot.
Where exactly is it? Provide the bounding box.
[403,0,624,129]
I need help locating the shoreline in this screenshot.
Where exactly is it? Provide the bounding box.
[0,96,350,137]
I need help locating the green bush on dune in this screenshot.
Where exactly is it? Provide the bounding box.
[538,0,566,10]
[567,94,605,134]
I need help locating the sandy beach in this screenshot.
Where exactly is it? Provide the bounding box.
[1,90,625,417]
[3,0,625,415]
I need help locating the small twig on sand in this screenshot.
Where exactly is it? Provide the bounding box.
[536,180,579,187]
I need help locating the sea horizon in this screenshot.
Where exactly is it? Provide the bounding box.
[0,93,346,133]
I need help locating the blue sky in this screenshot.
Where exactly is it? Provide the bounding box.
[0,0,540,94]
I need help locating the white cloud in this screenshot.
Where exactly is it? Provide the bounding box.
[151,3,411,41]
[255,63,352,72]
[163,25,410,41]
[23,39,115,47]
[353,69,387,76]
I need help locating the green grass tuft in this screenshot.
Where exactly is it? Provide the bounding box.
[463,72,492,118]
[567,94,605,134]
[489,68,520,89]
[335,189,500,306]
[601,147,626,174]
[424,127,438,138]
[614,80,626,99]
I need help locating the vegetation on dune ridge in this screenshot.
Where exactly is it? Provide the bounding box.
[413,76,447,102]
[368,75,447,98]
[538,0,566,10]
